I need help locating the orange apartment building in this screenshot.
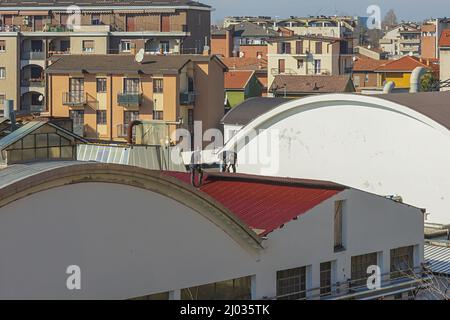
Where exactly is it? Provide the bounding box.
[45,54,226,142]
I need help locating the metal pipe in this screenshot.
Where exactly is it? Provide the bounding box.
[410,67,426,93]
[382,81,395,94]
[126,120,142,144]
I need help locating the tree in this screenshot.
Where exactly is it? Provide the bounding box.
[382,9,398,29]
[421,73,439,92]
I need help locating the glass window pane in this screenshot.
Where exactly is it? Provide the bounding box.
[49,147,61,158]
[61,146,73,159]
[36,134,48,147]
[48,133,61,147]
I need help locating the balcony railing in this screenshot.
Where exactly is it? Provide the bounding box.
[273,266,429,300]
[23,105,46,112]
[117,92,142,107]
[21,51,45,60]
[0,25,20,32]
[63,92,86,106]
[180,91,196,105]
[21,79,45,87]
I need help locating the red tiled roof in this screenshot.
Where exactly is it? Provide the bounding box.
[270,75,354,94]
[353,56,388,71]
[164,172,344,236]
[374,55,433,72]
[439,29,450,47]
[224,70,254,89]
[221,57,268,70]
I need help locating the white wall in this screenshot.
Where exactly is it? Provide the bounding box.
[0,180,423,299]
[0,183,259,299]
[224,95,450,225]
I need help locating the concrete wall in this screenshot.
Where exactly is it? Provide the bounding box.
[224,94,450,224]
[0,181,423,299]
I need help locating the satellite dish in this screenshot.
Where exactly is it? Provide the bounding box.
[135,48,145,64]
[38,94,44,102]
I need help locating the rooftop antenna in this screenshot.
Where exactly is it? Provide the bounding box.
[134,48,145,64]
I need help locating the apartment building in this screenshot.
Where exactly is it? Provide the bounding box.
[0,0,212,114]
[380,23,421,58]
[267,35,354,91]
[211,22,277,59]
[421,19,450,59]
[439,29,450,90]
[45,54,226,142]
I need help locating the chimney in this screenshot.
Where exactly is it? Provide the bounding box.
[202,36,210,56]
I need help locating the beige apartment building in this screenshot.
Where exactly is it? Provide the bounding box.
[45,54,226,142]
[0,0,211,114]
[267,35,354,92]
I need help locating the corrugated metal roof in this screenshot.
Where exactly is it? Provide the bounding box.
[77,144,186,172]
[425,244,450,275]
[164,172,344,236]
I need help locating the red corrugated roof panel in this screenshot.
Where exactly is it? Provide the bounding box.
[165,172,344,236]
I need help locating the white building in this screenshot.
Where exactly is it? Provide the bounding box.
[220,92,450,226]
[0,161,424,299]
[439,29,450,90]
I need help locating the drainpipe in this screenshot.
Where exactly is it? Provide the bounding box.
[382,81,395,94]
[410,67,426,93]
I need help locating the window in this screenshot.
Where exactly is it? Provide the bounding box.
[181,276,251,300]
[153,110,163,120]
[0,40,5,52]
[96,78,107,93]
[0,67,5,79]
[279,42,291,54]
[120,40,132,52]
[188,109,194,126]
[96,110,107,125]
[390,246,414,279]
[153,78,163,93]
[60,40,70,53]
[314,59,321,74]
[91,14,101,25]
[31,40,43,52]
[124,111,139,127]
[82,40,95,53]
[124,78,139,93]
[159,41,169,53]
[297,59,304,69]
[353,75,360,87]
[276,266,306,300]
[320,262,332,297]
[296,40,303,54]
[70,110,85,136]
[278,59,285,74]
[0,94,5,106]
[334,200,345,251]
[351,252,378,288]
[315,41,322,54]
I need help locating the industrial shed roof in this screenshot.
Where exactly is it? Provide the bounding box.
[425,243,450,275]
[164,171,346,236]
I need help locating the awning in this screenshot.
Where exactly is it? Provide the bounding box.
[144,9,176,13]
[114,10,145,14]
[0,11,19,15]
[77,10,113,14]
[20,11,49,16]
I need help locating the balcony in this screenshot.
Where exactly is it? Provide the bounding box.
[180,91,196,105]
[0,25,20,32]
[23,105,46,112]
[21,78,45,87]
[63,92,86,106]
[21,51,45,60]
[117,92,142,107]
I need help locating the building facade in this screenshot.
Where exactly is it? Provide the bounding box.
[267,35,354,92]
[0,0,212,114]
[45,54,226,142]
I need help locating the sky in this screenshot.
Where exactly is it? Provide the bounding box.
[204,0,449,23]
